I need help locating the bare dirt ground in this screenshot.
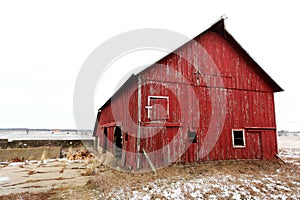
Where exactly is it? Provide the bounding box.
[0,136,300,200]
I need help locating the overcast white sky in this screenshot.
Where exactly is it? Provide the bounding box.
[0,1,299,131]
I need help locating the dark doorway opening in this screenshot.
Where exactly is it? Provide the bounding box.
[114,126,122,158]
[103,127,108,153]
[188,131,197,143]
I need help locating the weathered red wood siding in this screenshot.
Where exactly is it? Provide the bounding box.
[136,30,278,165]
[95,21,280,169]
[95,78,139,168]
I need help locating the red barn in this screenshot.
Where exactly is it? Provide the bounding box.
[94,19,283,171]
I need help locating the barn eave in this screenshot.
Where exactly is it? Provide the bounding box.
[97,18,283,112]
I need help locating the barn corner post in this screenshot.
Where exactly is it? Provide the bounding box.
[274,97,280,158]
[93,110,100,152]
[137,76,142,169]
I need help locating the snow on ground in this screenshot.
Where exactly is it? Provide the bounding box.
[82,136,300,200]
[102,172,299,200]
[0,158,92,196]
[0,176,9,182]
[278,136,300,167]
[1,136,300,199]
[278,136,300,149]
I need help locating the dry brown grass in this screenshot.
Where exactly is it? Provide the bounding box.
[83,159,300,199]
[85,160,283,191]
[0,191,56,200]
[1,159,299,199]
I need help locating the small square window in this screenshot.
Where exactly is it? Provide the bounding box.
[232,129,245,147]
[146,96,169,121]
[188,131,197,143]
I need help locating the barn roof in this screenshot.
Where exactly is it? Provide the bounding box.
[209,19,283,93]
[98,18,283,111]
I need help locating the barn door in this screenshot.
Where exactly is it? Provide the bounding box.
[102,127,108,154]
[186,130,197,162]
[181,129,198,163]
[114,126,122,159]
[146,96,169,121]
[246,131,262,159]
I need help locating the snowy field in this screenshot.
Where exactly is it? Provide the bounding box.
[278,135,300,149]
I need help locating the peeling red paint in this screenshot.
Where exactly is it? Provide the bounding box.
[94,19,282,169]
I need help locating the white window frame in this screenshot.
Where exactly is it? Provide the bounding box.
[232,129,246,148]
[145,96,169,120]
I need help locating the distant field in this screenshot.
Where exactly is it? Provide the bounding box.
[278,135,300,149]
